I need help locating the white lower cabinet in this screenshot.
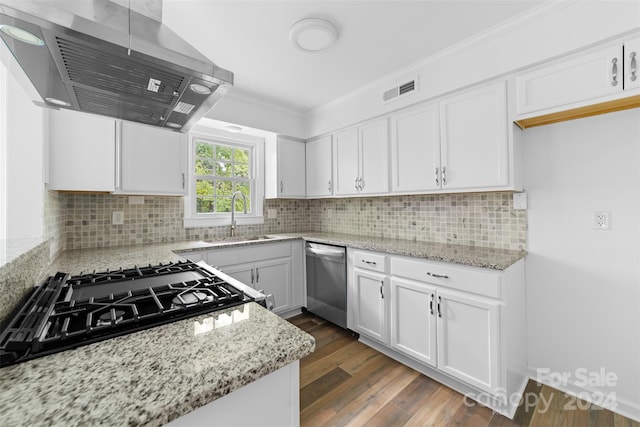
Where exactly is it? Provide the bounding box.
[350,248,526,418]
[353,268,388,344]
[436,288,500,394]
[182,241,304,317]
[389,278,437,367]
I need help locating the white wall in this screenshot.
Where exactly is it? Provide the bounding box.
[0,58,44,239]
[522,109,640,420]
[304,0,640,138]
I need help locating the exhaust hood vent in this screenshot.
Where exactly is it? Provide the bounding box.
[383,78,418,103]
[0,0,233,132]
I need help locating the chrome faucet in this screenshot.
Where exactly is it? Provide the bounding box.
[230,191,247,237]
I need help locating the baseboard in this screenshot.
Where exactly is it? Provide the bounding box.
[527,366,640,422]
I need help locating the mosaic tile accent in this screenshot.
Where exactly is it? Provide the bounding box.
[43,189,65,259]
[55,192,527,251]
[307,192,527,251]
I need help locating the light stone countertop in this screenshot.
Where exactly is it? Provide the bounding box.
[176,232,526,270]
[0,302,314,427]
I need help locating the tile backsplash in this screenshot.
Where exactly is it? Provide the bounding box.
[307,192,527,250]
[45,191,526,252]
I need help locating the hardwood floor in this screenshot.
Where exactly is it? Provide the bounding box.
[288,312,640,427]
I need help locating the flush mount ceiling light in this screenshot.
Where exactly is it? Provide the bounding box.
[289,18,338,53]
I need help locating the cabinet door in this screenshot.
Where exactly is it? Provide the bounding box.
[353,268,388,344]
[516,44,623,115]
[391,104,441,193]
[359,118,389,194]
[119,121,187,195]
[334,127,360,196]
[48,109,116,191]
[436,289,500,394]
[255,257,291,314]
[440,82,509,190]
[306,135,333,197]
[277,136,306,197]
[625,37,640,90]
[218,263,255,289]
[390,278,437,367]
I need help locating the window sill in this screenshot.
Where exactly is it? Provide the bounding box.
[183,216,264,229]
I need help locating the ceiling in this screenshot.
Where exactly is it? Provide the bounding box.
[162,1,544,114]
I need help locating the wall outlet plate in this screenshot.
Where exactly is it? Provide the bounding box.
[593,212,610,230]
[112,211,124,225]
[513,192,528,210]
[267,208,277,219]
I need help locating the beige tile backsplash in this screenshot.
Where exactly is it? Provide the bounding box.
[45,191,526,252]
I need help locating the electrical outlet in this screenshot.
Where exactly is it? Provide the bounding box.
[513,192,528,210]
[267,208,277,219]
[112,211,124,225]
[593,212,610,230]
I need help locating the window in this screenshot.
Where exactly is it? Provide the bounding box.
[184,125,264,228]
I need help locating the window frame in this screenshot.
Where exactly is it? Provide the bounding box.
[184,126,264,229]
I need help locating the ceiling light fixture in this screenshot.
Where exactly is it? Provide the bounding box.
[289,18,338,53]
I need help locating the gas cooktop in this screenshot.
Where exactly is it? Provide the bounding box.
[0,260,268,367]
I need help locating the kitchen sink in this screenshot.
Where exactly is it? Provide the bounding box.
[207,235,278,244]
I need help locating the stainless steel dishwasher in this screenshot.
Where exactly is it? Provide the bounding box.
[305,242,347,329]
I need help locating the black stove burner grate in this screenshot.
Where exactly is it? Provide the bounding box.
[0,261,251,367]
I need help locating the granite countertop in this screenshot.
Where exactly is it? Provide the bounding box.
[2,241,315,427]
[0,237,46,269]
[177,232,526,270]
[0,302,315,426]
[285,232,526,270]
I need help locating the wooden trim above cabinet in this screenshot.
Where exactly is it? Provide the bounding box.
[514,95,640,129]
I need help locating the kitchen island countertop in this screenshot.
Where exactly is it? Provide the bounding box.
[1,242,315,427]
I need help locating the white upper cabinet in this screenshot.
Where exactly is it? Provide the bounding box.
[624,36,640,91]
[359,118,390,195]
[305,135,333,197]
[276,136,306,198]
[265,135,306,199]
[48,108,116,192]
[440,82,509,190]
[516,44,623,115]
[48,109,188,195]
[334,117,389,196]
[390,103,440,193]
[117,121,187,195]
[334,127,360,196]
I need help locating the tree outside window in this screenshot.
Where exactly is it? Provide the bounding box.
[194,139,252,214]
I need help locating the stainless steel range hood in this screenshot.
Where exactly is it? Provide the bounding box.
[0,0,233,132]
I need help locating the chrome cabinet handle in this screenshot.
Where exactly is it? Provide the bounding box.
[611,57,619,86]
[442,166,447,186]
[355,177,359,191]
[631,52,637,82]
[256,267,259,283]
[181,173,185,189]
[362,260,377,266]
[379,281,384,299]
[429,294,434,315]
[328,180,332,192]
[251,268,254,284]
[280,180,283,193]
[437,296,442,318]
[427,272,449,279]
[435,167,439,186]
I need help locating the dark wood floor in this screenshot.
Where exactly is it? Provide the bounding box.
[288,312,640,427]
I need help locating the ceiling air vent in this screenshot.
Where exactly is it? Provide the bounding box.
[382,78,419,103]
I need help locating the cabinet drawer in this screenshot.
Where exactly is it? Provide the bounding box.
[390,256,500,299]
[353,251,387,273]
